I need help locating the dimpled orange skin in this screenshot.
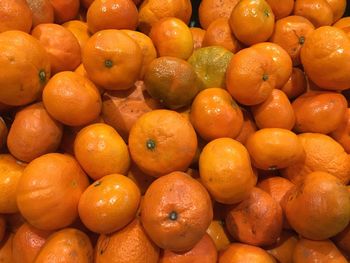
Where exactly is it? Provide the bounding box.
[331,108,350,153]
[0,30,50,106]
[0,0,32,33]
[141,172,213,252]
[229,0,275,46]
[199,138,257,204]
[281,67,307,99]
[16,153,90,231]
[300,26,350,90]
[190,88,243,141]
[252,89,295,130]
[82,30,142,90]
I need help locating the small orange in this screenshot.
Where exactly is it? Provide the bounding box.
[74,123,130,180]
[82,29,142,90]
[49,0,80,24]
[229,0,275,46]
[252,89,295,130]
[234,109,258,146]
[26,0,54,27]
[280,67,307,99]
[199,138,257,204]
[331,108,350,153]
[190,88,243,141]
[265,0,294,19]
[150,17,193,60]
[0,0,32,33]
[190,27,206,50]
[62,20,91,51]
[265,231,298,263]
[16,153,90,230]
[294,0,334,28]
[206,220,231,251]
[141,171,213,252]
[31,23,81,75]
[87,0,138,34]
[78,174,141,234]
[202,18,241,53]
[129,110,197,177]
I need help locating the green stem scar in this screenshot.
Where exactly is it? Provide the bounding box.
[264,9,270,17]
[39,70,46,83]
[169,211,178,221]
[146,139,156,151]
[262,74,269,81]
[105,59,113,68]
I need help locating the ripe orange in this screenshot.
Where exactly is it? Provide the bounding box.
[234,109,258,146]
[49,0,80,24]
[331,108,350,153]
[293,0,334,27]
[280,67,307,99]
[326,0,347,23]
[62,20,91,50]
[190,27,206,50]
[266,231,298,263]
[334,16,350,37]
[265,0,294,19]
[26,0,54,27]
[0,0,32,33]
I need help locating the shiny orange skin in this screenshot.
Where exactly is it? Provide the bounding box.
[82,29,142,90]
[229,0,275,46]
[49,0,80,23]
[281,67,307,99]
[266,231,298,263]
[78,174,141,234]
[234,109,258,146]
[0,30,50,106]
[0,0,32,33]
[26,0,54,27]
[34,228,93,263]
[0,234,14,263]
[159,233,217,263]
[202,18,241,53]
[141,172,213,252]
[285,171,350,240]
[43,71,102,126]
[206,220,231,251]
[226,187,283,246]
[219,243,277,263]
[292,91,347,134]
[199,138,257,204]
[12,223,52,263]
[252,89,296,130]
[87,0,138,34]
[74,123,131,180]
[16,153,90,231]
[129,110,197,177]
[7,102,63,162]
[294,0,334,28]
[62,20,91,50]
[266,0,294,19]
[190,27,206,50]
[226,47,276,105]
[31,23,81,75]
[293,238,347,263]
[199,0,240,29]
[190,88,243,141]
[300,26,350,90]
[331,108,350,153]
[95,219,160,263]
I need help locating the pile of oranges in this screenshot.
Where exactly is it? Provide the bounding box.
[0,0,350,262]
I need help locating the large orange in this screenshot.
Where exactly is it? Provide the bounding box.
[0,0,32,33]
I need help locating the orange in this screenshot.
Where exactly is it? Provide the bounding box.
[159,233,217,263]
[300,26,350,90]
[127,162,156,195]
[0,233,14,263]
[265,0,294,19]
[82,29,142,90]
[74,63,105,94]
[12,223,52,263]
[226,187,283,246]
[0,30,50,106]
[78,174,141,234]
[0,154,24,213]
[49,0,80,24]
[334,16,350,36]
[292,91,348,134]
[285,171,350,240]
[62,20,91,50]
[294,0,334,28]
[199,138,257,204]
[7,102,63,162]
[16,153,89,230]
[281,67,307,99]
[190,27,206,50]
[144,57,199,109]
[199,0,240,29]
[270,16,315,66]
[26,0,54,27]
[202,18,241,53]
[34,228,93,263]
[74,123,130,180]
[87,0,138,34]
[219,243,277,263]
[326,0,347,22]
[190,88,243,141]
[129,110,197,177]
[206,220,231,251]
[293,238,347,263]
[266,231,298,263]
[252,89,295,130]
[225,47,276,105]
[121,30,157,79]
[31,23,81,75]
[0,0,32,33]
[141,171,213,252]
[42,71,102,126]
[150,17,193,60]
[138,0,192,34]
[229,0,275,46]
[95,219,160,263]
[331,108,350,153]
[188,46,233,90]
[234,109,258,146]
[246,128,305,170]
